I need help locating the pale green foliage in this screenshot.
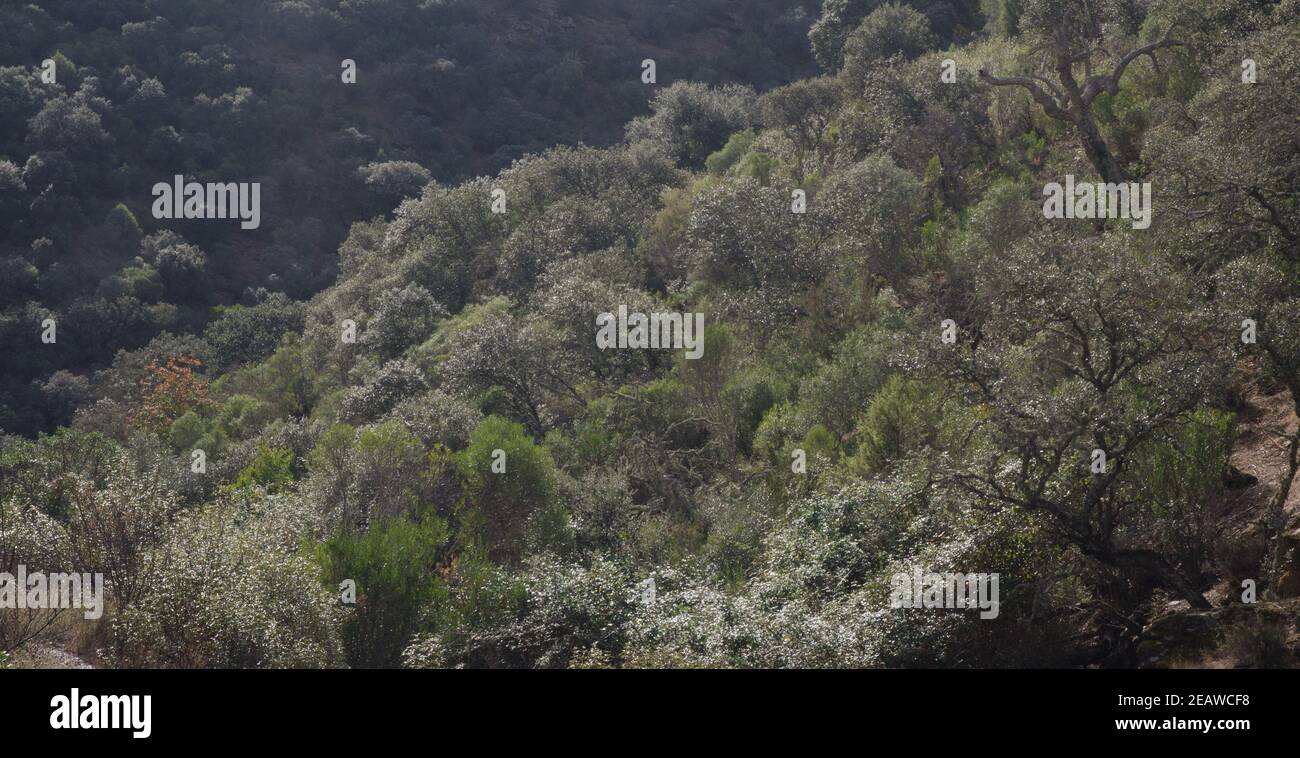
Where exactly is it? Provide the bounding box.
[362,284,447,360]
[627,81,757,168]
[687,178,831,334]
[1146,24,1300,266]
[704,129,757,175]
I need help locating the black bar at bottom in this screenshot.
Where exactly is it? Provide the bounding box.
[4,668,1285,747]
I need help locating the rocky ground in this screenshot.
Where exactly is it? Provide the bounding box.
[1138,382,1300,668]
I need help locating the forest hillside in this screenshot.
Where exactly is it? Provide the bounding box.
[2,0,1299,669]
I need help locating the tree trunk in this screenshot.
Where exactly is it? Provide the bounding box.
[1107,547,1212,609]
[1076,114,1126,183]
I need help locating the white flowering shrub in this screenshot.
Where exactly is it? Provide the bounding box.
[108,495,344,668]
[63,457,179,610]
[0,499,73,652]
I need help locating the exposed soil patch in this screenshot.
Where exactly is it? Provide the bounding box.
[11,643,94,670]
[1227,385,1300,518]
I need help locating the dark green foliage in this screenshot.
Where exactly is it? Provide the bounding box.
[455,416,564,563]
[318,516,448,668]
[627,82,758,169]
[848,375,945,474]
[842,3,939,75]
[0,0,818,437]
[203,293,306,371]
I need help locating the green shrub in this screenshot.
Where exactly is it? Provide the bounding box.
[167,410,206,451]
[704,129,756,175]
[455,416,565,562]
[232,445,295,493]
[848,375,945,475]
[318,515,448,668]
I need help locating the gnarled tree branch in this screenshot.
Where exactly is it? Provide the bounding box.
[978,69,1070,120]
[1081,25,1185,102]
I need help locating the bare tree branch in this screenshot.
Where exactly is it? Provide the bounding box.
[978,69,1070,120]
[1082,25,1185,102]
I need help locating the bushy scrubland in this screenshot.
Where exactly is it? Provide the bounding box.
[3,0,1300,668]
